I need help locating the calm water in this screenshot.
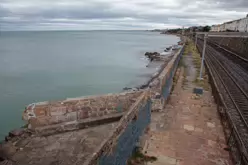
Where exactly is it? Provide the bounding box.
[0,31,179,139]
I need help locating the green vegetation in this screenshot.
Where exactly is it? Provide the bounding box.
[203,26,211,32]
[184,40,209,91]
[128,147,157,165]
[180,48,188,88]
[167,28,183,34]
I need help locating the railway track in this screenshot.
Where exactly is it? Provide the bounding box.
[196,39,248,158]
[207,39,248,72]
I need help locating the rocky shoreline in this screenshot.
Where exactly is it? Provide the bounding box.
[123,43,182,91]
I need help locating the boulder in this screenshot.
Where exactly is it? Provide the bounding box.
[144,52,160,61]
[9,128,25,137]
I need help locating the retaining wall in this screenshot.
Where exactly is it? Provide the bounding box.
[208,37,248,60]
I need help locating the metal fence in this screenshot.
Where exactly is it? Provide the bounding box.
[97,97,152,165]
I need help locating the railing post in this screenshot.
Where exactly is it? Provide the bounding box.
[195,34,198,50]
[199,33,208,80]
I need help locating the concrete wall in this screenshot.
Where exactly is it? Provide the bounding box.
[149,47,184,111]
[23,91,143,129]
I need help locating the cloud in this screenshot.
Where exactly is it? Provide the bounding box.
[0,0,247,30]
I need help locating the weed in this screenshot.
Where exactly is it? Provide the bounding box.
[127,147,157,165]
[184,40,209,91]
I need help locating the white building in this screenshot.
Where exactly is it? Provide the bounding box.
[211,25,220,32]
[224,21,236,31]
[238,17,248,32]
[220,15,248,32]
[219,24,226,32]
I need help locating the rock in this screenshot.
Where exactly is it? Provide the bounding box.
[144,52,160,61]
[123,87,132,91]
[4,136,11,142]
[0,143,18,158]
[9,128,25,137]
[155,93,161,99]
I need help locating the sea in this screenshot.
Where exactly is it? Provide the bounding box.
[0,30,179,140]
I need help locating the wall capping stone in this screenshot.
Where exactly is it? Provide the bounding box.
[35,112,126,137]
[23,90,144,129]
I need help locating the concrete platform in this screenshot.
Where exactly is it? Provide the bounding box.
[0,123,117,165]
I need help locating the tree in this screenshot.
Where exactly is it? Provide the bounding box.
[203,26,211,32]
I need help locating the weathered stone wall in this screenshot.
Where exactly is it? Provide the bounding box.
[149,47,184,111]
[23,91,143,129]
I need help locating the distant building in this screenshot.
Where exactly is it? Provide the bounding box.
[214,14,248,32]
[210,24,220,32]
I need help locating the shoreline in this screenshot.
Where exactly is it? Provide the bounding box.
[137,54,174,89]
[124,42,180,91]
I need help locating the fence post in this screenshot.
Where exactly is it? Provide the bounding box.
[195,34,198,50]
[199,33,208,80]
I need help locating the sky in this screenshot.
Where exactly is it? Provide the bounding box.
[0,0,248,31]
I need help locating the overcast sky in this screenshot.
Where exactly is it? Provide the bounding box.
[0,0,247,31]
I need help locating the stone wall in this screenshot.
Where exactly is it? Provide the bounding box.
[23,91,143,129]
